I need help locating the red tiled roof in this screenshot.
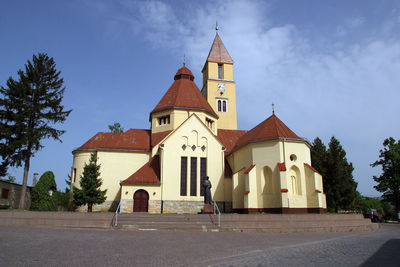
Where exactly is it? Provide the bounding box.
[278,162,287,171]
[151,131,172,147]
[75,129,171,152]
[121,155,160,185]
[232,114,302,153]
[207,33,234,64]
[75,129,151,152]
[304,163,322,176]
[244,164,255,174]
[217,129,248,155]
[151,65,218,118]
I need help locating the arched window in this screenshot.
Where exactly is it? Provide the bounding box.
[263,166,273,194]
[216,99,228,113]
[291,175,297,195]
[289,166,302,195]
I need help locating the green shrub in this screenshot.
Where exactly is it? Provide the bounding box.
[30,171,58,211]
[55,190,76,211]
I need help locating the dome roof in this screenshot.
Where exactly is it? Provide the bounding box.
[174,65,194,80]
[151,65,218,118]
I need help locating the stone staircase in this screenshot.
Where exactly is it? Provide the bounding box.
[115,213,379,233]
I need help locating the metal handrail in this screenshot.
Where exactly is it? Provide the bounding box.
[213,201,221,227]
[114,199,123,227]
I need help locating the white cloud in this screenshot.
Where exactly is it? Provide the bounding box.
[93,0,400,196]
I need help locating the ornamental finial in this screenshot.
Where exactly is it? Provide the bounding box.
[216,21,219,32]
[272,103,275,114]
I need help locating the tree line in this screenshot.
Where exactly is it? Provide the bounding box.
[311,136,399,219]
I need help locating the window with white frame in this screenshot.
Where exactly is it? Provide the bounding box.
[216,99,228,113]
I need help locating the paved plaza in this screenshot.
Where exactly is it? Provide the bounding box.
[0,224,399,266]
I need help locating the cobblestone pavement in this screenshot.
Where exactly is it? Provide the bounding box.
[0,224,399,266]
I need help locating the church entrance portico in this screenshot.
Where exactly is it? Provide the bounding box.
[133,189,149,212]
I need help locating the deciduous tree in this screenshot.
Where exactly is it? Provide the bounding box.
[371,137,400,213]
[108,122,124,133]
[30,171,58,211]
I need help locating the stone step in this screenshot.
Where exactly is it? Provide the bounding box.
[222,219,372,228]
[116,222,379,233]
[218,224,380,233]
[0,211,378,233]
[116,213,367,223]
[115,213,374,232]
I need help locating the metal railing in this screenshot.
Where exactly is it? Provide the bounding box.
[213,201,221,227]
[114,199,123,227]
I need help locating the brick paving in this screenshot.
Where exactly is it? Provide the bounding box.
[0,224,399,266]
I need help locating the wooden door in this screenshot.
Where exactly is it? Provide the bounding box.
[133,190,149,212]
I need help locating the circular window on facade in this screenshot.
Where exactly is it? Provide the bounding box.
[290,154,297,161]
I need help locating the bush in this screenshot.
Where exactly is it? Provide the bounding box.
[55,190,76,211]
[30,171,58,211]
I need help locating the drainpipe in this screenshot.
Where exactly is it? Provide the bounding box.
[221,146,226,213]
[159,144,165,214]
[282,138,286,164]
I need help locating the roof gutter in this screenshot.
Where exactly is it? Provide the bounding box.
[227,137,308,156]
[149,106,219,121]
[72,148,151,154]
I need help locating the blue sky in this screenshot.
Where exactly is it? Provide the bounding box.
[1,0,399,197]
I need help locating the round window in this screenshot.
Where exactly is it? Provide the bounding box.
[290,154,297,161]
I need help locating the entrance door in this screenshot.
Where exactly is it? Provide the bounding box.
[133,189,149,212]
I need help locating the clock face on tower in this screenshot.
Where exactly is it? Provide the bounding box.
[217,83,225,93]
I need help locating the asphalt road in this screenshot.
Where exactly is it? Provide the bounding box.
[0,224,399,266]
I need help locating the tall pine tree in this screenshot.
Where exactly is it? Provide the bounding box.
[0,53,71,209]
[73,153,107,212]
[311,136,358,212]
[311,137,327,177]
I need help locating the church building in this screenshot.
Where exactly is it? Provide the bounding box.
[71,32,327,214]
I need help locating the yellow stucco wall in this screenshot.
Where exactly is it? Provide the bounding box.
[229,145,253,209]
[202,61,237,130]
[72,150,151,203]
[282,141,311,208]
[151,109,218,135]
[158,114,225,202]
[230,139,326,210]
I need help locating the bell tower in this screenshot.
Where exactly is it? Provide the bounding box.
[201,30,237,130]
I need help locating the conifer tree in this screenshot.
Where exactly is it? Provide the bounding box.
[0,53,71,209]
[311,137,327,177]
[73,153,107,212]
[311,136,358,212]
[371,137,400,213]
[326,136,357,212]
